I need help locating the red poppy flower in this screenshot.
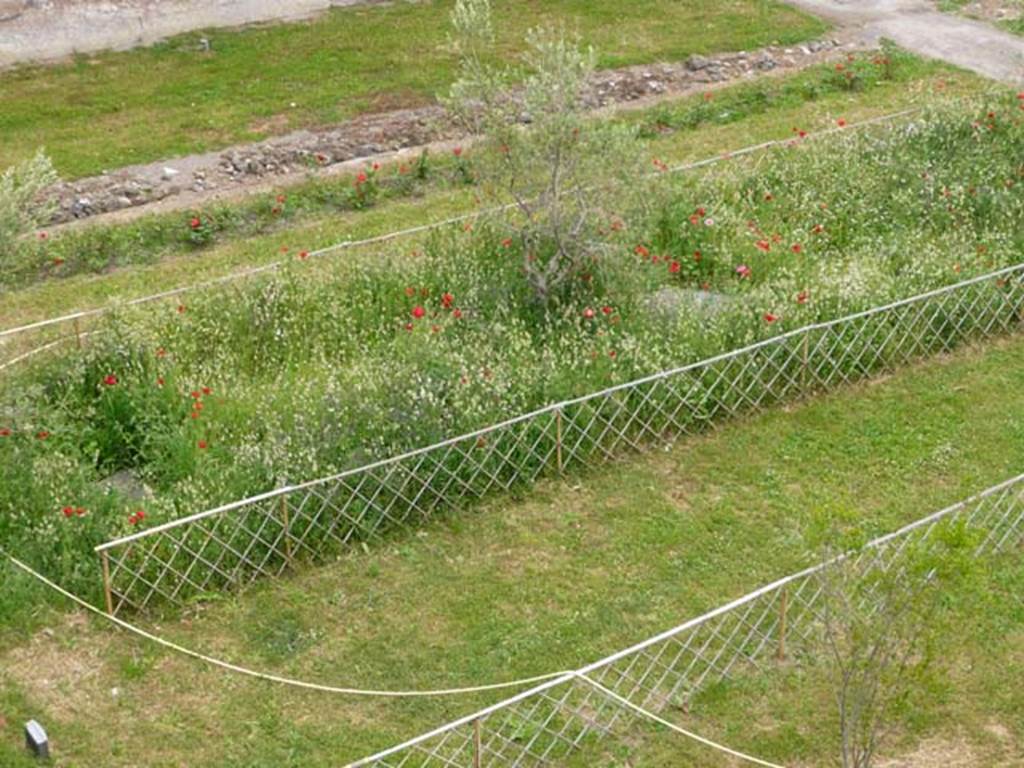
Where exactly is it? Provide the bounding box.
[669,260,681,274]
[441,292,454,309]
[202,386,212,396]
[356,172,368,184]
[735,264,752,279]
[404,322,414,331]
[276,194,286,204]
[791,243,803,254]
[501,238,513,248]
[609,350,617,359]
[453,147,463,157]
[452,308,463,319]
[37,431,49,440]
[198,440,208,450]
[0,428,9,437]
[157,377,165,387]
[298,250,309,260]
[811,224,825,235]
[837,118,847,127]
[755,240,771,253]
[797,290,809,305]
[103,374,118,386]
[75,507,85,516]
[583,308,596,320]
[63,506,74,518]
[634,244,650,258]
[693,250,702,262]
[190,391,201,399]
[372,162,381,171]
[602,306,613,315]
[38,231,49,240]
[764,313,778,323]
[412,306,426,319]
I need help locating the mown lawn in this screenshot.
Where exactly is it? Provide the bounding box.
[0,54,975,335]
[0,0,827,178]
[2,334,1023,767]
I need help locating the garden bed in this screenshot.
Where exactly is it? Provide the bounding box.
[1,93,1022,602]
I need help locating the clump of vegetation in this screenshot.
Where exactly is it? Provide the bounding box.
[810,516,980,768]
[0,150,58,275]
[446,0,642,304]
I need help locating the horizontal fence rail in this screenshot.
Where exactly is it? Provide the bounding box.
[347,472,1024,767]
[93,263,1024,615]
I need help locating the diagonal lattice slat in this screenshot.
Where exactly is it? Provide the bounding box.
[96,266,1024,615]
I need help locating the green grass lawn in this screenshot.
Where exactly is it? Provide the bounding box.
[0,54,974,338]
[2,334,1023,767]
[0,0,827,179]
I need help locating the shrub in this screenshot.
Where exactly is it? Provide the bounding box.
[0,150,58,277]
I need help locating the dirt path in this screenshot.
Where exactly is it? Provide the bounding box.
[783,0,1024,84]
[0,0,372,68]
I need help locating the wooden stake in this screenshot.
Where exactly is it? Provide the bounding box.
[776,587,789,662]
[280,496,292,563]
[101,551,114,615]
[555,409,564,474]
[473,718,482,768]
[801,332,810,392]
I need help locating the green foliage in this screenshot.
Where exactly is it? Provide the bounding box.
[0,150,58,274]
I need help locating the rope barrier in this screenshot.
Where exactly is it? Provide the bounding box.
[3,551,572,698]
[576,673,789,768]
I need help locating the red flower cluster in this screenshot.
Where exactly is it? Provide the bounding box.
[62,506,86,518]
[129,509,146,525]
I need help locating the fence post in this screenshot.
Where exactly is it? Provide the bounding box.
[776,586,788,661]
[101,551,114,615]
[555,408,564,475]
[280,495,292,564]
[800,330,810,393]
[473,718,482,768]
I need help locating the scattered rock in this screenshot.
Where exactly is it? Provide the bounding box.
[161,166,179,180]
[101,469,155,502]
[644,286,735,321]
[686,54,711,71]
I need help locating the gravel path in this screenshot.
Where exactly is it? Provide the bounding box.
[783,0,1024,84]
